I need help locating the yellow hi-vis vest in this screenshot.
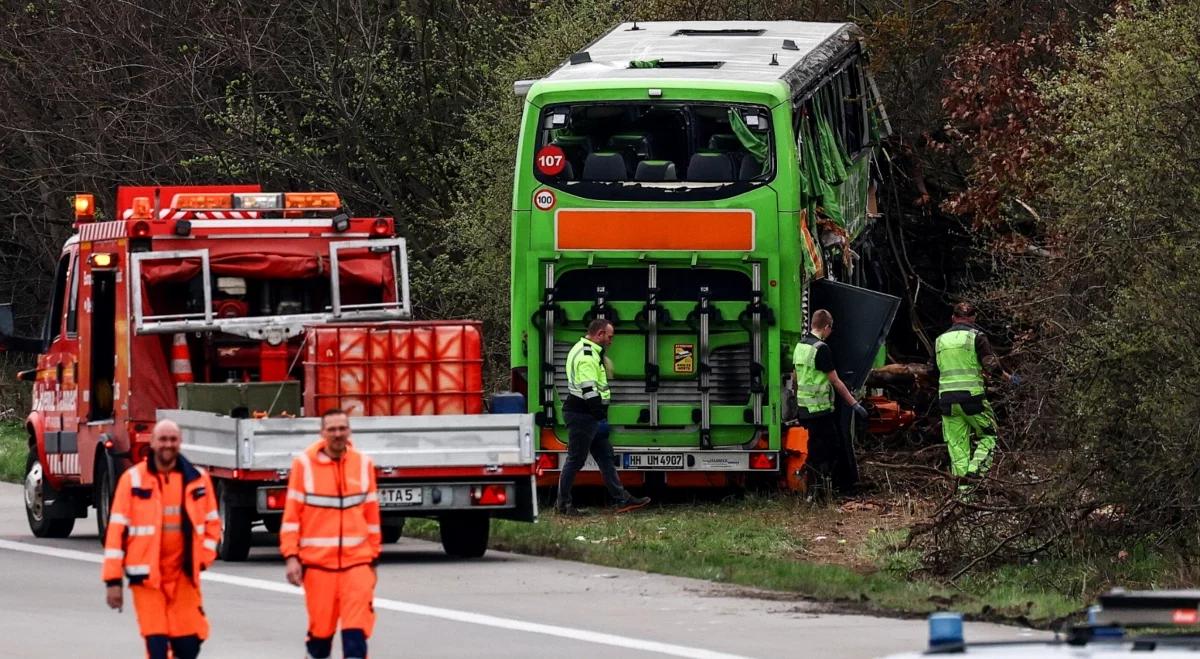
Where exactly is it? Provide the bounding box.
[935,329,985,396]
[792,339,833,416]
[565,337,609,403]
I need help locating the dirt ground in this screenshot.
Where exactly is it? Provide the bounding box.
[783,494,933,571]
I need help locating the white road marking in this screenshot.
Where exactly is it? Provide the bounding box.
[0,538,751,659]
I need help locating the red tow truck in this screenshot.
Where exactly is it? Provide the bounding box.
[2,185,536,560]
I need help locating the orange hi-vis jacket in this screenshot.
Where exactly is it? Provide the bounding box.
[279,439,382,569]
[102,455,220,589]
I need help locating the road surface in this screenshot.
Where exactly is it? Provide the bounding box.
[0,482,1040,658]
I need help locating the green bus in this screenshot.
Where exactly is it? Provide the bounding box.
[510,21,899,491]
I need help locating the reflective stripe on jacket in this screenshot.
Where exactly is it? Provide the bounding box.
[101,455,219,589]
[935,329,985,396]
[278,440,382,569]
[792,338,834,416]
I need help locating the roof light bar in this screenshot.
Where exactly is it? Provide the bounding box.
[284,192,340,210]
[232,193,283,210]
[162,191,342,213]
[171,193,233,210]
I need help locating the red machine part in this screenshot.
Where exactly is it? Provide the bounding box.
[865,395,917,434]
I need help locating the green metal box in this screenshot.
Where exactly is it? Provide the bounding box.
[175,382,302,416]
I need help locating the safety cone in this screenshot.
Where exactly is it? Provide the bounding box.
[171,333,194,384]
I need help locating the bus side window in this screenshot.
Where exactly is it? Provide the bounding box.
[843,63,868,155]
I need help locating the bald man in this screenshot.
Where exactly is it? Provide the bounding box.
[102,420,220,658]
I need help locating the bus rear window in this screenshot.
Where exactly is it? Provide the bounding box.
[533,103,774,194]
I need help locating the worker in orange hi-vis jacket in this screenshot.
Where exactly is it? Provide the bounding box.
[102,419,220,659]
[280,409,382,659]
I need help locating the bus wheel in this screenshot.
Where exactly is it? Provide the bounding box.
[26,452,75,538]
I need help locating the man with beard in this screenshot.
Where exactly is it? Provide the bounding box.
[102,419,220,659]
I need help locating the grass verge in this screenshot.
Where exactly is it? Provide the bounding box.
[0,420,26,483]
[405,494,1185,627]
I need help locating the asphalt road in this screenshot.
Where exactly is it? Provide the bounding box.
[0,482,1040,658]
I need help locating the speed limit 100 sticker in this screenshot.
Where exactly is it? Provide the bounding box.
[533,188,557,211]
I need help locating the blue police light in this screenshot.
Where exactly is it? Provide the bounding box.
[1085,604,1126,640]
[928,612,965,650]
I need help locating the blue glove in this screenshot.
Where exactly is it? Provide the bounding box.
[851,403,869,419]
[596,419,611,441]
[1009,374,1023,386]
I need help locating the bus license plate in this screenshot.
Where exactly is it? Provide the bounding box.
[378,487,423,507]
[624,453,685,469]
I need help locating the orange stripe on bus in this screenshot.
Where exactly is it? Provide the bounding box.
[556,210,754,251]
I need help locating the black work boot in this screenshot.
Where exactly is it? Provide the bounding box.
[555,502,588,517]
[613,492,651,513]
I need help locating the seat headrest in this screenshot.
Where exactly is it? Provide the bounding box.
[582,152,628,181]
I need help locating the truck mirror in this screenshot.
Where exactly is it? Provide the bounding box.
[0,303,16,352]
[0,303,44,353]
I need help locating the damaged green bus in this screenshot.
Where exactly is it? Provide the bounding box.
[510,21,899,491]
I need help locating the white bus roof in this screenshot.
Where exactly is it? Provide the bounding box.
[539,21,861,94]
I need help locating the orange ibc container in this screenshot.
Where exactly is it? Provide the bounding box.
[304,321,484,417]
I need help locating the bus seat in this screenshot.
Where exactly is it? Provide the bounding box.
[707,134,742,151]
[738,156,763,180]
[634,160,678,182]
[552,134,592,173]
[608,133,654,163]
[582,152,629,181]
[706,134,746,169]
[553,134,592,151]
[686,153,735,182]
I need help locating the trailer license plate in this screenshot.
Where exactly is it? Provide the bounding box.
[378,487,423,507]
[623,453,685,469]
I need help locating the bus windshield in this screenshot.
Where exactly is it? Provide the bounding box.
[533,102,774,196]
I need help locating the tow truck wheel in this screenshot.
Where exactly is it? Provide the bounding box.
[216,482,252,562]
[94,455,115,543]
[25,452,75,538]
[438,513,490,558]
[381,519,405,544]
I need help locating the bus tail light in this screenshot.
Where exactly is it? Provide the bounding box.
[749,452,777,470]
